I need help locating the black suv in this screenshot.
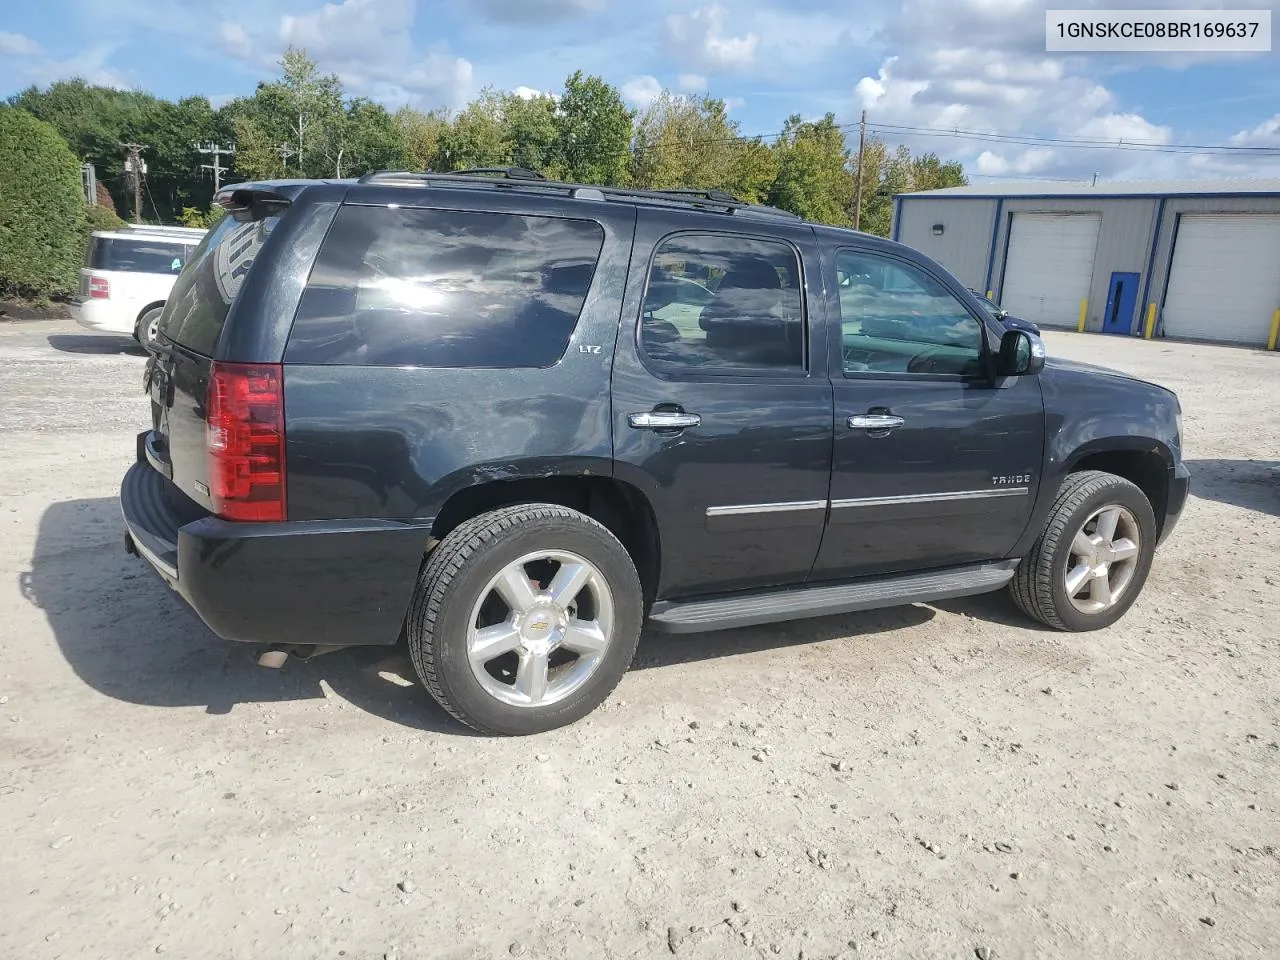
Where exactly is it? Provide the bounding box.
[121,169,1190,735]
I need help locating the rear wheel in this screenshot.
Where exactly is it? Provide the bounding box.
[1010,470,1157,631]
[407,504,643,735]
[134,307,162,349]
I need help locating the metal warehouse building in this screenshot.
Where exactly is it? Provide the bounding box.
[891,179,1280,349]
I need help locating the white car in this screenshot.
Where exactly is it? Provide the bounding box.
[70,224,208,347]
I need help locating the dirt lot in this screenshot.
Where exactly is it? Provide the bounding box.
[2,319,1277,960]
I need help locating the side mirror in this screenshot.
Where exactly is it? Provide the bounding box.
[997,329,1046,377]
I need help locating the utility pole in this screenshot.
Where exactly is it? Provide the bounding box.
[123,143,147,222]
[276,143,295,171]
[196,142,236,191]
[853,110,867,232]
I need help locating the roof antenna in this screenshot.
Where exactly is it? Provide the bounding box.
[1092,172,1099,186]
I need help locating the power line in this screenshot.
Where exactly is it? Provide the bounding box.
[141,172,162,223]
[864,121,1280,156]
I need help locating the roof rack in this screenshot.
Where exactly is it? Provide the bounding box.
[355,169,801,221]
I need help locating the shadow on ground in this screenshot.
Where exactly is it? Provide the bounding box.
[1185,458,1280,518]
[23,498,973,734]
[46,333,144,356]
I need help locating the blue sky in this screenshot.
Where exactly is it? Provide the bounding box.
[3,0,1279,181]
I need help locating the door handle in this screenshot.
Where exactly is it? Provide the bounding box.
[848,414,904,431]
[628,411,701,430]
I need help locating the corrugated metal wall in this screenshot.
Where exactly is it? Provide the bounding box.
[992,198,1158,333]
[894,198,997,291]
[894,191,1280,342]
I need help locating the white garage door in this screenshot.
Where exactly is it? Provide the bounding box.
[1162,215,1280,345]
[1000,213,1102,328]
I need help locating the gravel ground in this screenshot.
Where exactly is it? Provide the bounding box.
[2,320,1278,960]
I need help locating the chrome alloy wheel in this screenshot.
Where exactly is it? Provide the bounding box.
[466,550,615,708]
[1065,504,1141,614]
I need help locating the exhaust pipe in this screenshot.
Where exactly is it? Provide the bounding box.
[256,644,348,668]
[258,648,289,669]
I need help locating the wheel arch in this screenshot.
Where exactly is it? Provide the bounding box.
[428,475,662,607]
[135,300,166,324]
[1065,447,1171,538]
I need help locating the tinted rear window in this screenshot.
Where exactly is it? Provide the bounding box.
[89,237,191,274]
[158,216,277,357]
[285,205,605,368]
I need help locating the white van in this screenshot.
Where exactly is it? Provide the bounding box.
[70,224,208,347]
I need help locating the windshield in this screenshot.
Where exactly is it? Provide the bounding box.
[88,236,192,275]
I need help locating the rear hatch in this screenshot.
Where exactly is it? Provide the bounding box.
[145,212,285,519]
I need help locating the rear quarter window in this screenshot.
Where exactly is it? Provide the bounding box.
[158,215,278,357]
[285,205,605,368]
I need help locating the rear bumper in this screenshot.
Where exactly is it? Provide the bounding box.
[71,298,134,334]
[120,447,431,646]
[1159,459,1191,546]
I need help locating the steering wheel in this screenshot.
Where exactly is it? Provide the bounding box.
[906,347,952,375]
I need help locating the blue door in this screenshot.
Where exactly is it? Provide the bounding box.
[1102,271,1140,334]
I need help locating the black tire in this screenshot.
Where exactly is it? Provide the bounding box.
[135,307,163,348]
[1010,470,1157,632]
[407,504,643,735]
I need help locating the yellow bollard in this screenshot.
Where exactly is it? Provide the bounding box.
[1268,308,1280,351]
[1144,303,1157,340]
[1077,298,1088,333]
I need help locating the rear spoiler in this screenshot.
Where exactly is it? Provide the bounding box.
[214,186,293,222]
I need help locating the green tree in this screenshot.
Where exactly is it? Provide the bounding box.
[0,107,87,299]
[555,71,632,185]
[910,151,967,191]
[396,106,450,170]
[436,88,509,170]
[502,93,560,174]
[230,111,288,181]
[327,99,409,176]
[725,137,781,204]
[768,113,854,225]
[632,92,739,191]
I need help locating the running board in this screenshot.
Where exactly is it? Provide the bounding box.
[647,560,1019,634]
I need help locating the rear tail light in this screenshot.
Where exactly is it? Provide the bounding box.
[206,361,287,522]
[89,276,110,299]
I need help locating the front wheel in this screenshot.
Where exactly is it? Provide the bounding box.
[407,504,643,735]
[1010,470,1157,631]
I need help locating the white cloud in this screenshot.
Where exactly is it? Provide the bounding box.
[0,32,42,56]
[848,0,1200,180]
[678,73,707,93]
[621,74,662,108]
[664,5,758,72]
[10,43,130,89]
[1231,113,1280,147]
[218,23,251,59]
[512,85,550,101]
[724,96,746,112]
[217,0,473,108]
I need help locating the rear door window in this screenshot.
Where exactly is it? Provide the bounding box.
[158,215,278,357]
[285,205,605,368]
[638,233,806,377]
[88,237,190,274]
